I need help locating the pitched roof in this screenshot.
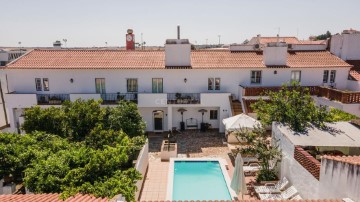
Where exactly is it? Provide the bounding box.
[249,36,300,44]
[322,155,360,165]
[5,49,351,69]
[0,193,109,202]
[346,60,360,81]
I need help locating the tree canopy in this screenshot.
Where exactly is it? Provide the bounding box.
[1,99,146,201]
[315,31,331,40]
[252,82,331,132]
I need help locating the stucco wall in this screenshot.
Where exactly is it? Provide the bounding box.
[319,158,360,201]
[272,123,320,199]
[135,141,149,201]
[5,68,350,98]
[347,80,360,91]
[313,96,360,117]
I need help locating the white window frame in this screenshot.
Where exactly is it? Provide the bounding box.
[251,71,262,84]
[291,71,301,82]
[208,77,220,91]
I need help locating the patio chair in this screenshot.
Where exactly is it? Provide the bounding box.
[258,186,298,200]
[291,194,303,200]
[254,177,289,194]
[243,163,261,175]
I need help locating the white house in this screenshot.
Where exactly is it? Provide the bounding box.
[2,31,356,134]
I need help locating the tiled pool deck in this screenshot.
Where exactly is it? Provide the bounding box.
[139,130,257,201]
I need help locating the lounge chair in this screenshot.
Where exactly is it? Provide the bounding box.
[243,163,261,175]
[254,177,289,194]
[258,186,298,200]
[291,194,303,200]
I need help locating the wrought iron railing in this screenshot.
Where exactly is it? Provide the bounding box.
[167,93,200,104]
[36,94,70,105]
[101,93,138,104]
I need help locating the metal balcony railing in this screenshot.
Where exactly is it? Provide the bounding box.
[37,94,70,105]
[100,93,138,104]
[167,93,200,104]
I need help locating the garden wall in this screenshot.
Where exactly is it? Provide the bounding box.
[135,140,149,201]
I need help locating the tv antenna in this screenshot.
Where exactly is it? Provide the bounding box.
[62,39,67,48]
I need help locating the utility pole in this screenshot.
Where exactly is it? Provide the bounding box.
[218,35,221,45]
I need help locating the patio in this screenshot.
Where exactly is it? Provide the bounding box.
[139,130,257,201]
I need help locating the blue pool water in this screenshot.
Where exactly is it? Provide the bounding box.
[172,161,232,200]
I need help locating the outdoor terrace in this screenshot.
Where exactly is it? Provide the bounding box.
[241,86,360,104]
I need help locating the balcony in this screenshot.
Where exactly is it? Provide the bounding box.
[36,94,70,105]
[100,93,138,104]
[242,86,360,104]
[167,93,200,104]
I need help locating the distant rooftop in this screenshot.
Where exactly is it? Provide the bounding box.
[0,193,108,202]
[248,36,327,45]
[275,122,360,147]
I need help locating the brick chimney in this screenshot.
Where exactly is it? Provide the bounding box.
[126,29,135,50]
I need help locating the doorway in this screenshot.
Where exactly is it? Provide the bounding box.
[153,110,164,132]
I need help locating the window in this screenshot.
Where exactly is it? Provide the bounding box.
[127,78,138,92]
[251,71,262,84]
[323,70,329,83]
[215,78,220,90]
[330,70,336,83]
[210,110,218,120]
[95,78,106,94]
[152,78,163,93]
[208,78,214,90]
[208,77,220,90]
[291,71,301,82]
[43,78,49,91]
[35,78,42,91]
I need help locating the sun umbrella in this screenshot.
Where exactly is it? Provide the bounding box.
[230,153,247,198]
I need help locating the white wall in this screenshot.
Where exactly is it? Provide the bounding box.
[272,123,320,199]
[5,68,350,99]
[319,158,360,201]
[347,80,360,91]
[263,46,287,66]
[331,33,360,60]
[138,107,168,132]
[135,141,149,201]
[313,96,360,117]
[165,43,191,66]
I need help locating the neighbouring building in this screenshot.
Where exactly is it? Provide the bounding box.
[272,121,360,200]
[3,29,359,134]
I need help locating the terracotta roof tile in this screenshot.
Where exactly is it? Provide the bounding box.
[5,49,351,69]
[250,36,300,44]
[346,60,360,81]
[322,155,360,165]
[0,193,109,202]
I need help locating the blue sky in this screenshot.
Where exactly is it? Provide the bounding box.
[1,0,359,47]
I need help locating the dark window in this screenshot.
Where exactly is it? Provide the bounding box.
[210,110,218,120]
[330,70,336,83]
[95,78,106,94]
[152,78,163,93]
[323,70,329,83]
[215,78,220,90]
[251,71,262,84]
[35,78,42,91]
[127,78,138,92]
[208,78,220,90]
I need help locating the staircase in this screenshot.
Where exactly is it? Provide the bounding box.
[230,99,243,115]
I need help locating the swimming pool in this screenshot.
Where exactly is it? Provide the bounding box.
[167,159,236,201]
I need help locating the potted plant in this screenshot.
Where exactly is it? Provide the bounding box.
[49,96,61,104]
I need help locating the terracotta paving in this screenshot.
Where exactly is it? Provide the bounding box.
[139,130,258,201]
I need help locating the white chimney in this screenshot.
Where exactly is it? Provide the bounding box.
[165,26,191,67]
[263,42,288,66]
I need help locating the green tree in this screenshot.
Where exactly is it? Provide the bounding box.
[252,81,331,132]
[235,125,281,182]
[108,101,146,137]
[315,31,331,40]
